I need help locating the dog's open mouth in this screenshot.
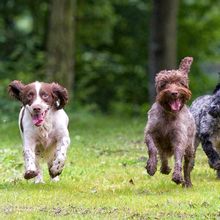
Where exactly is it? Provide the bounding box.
[32,110,48,127]
[169,99,182,112]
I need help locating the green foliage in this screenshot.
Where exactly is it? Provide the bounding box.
[179,0,220,60]
[76,0,117,47]
[75,0,149,113]
[0,0,48,81]
[0,0,220,115]
[0,113,220,218]
[178,0,220,100]
[75,51,147,114]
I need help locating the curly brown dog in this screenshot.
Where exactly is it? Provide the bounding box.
[144,57,196,187]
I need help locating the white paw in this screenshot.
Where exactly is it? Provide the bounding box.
[34,176,45,184]
[51,176,60,182]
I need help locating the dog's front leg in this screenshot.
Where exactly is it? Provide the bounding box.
[172,147,184,185]
[145,133,158,176]
[49,136,70,178]
[200,134,220,170]
[23,139,38,179]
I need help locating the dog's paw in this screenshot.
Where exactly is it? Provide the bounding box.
[49,157,65,178]
[24,170,38,180]
[34,174,44,184]
[49,170,62,178]
[34,179,45,184]
[209,159,220,170]
[49,166,63,178]
[51,176,60,182]
[182,181,193,188]
[160,166,171,175]
[146,159,157,176]
[172,172,183,185]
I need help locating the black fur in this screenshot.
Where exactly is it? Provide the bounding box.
[190,83,220,177]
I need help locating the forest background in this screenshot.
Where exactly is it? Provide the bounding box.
[0,0,220,118]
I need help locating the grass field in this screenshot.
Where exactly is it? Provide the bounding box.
[0,112,219,219]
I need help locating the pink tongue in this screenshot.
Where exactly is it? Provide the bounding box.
[32,114,44,126]
[170,99,181,111]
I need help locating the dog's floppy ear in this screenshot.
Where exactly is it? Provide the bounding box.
[179,57,193,75]
[51,83,69,110]
[8,80,25,102]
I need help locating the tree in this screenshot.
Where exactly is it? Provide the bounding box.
[148,0,179,103]
[46,0,75,96]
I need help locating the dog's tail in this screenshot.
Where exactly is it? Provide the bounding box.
[179,57,193,75]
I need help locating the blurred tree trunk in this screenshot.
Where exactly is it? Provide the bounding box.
[46,0,75,97]
[148,0,179,103]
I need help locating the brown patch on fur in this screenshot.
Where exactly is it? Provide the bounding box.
[40,83,57,108]
[8,81,37,106]
[21,83,37,106]
[51,83,68,110]
[8,80,25,102]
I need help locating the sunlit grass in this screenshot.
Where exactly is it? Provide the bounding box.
[0,112,219,219]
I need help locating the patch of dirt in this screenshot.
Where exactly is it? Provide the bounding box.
[2,205,214,219]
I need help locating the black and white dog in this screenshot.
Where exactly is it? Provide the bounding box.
[190,83,220,177]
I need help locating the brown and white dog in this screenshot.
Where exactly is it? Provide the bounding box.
[8,80,70,183]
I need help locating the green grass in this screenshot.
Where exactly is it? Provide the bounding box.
[0,112,219,219]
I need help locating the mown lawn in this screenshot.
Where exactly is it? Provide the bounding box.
[0,112,219,219]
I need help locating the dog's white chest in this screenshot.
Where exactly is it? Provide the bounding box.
[36,124,55,148]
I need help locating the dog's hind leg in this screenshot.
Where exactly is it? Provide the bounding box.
[145,134,158,176]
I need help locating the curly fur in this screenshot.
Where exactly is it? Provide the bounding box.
[190,83,220,178]
[144,57,196,187]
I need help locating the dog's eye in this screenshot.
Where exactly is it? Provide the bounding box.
[160,83,166,89]
[42,93,49,99]
[180,82,187,87]
[27,92,34,100]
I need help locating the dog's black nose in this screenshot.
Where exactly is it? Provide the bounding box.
[33,105,41,113]
[171,92,178,97]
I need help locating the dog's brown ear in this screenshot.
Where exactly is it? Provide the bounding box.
[179,57,193,75]
[8,80,25,102]
[51,83,68,110]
